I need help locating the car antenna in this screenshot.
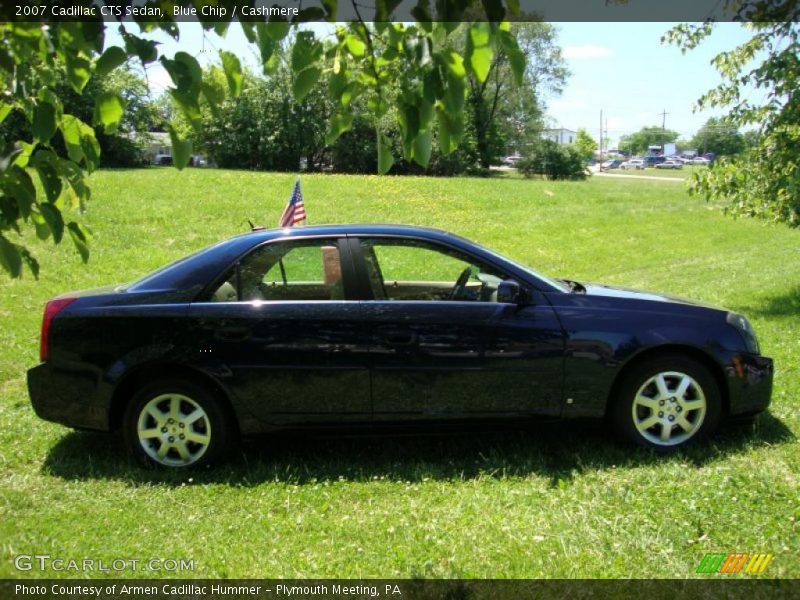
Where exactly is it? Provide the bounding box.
[247,219,266,232]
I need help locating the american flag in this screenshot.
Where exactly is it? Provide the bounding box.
[278,180,306,227]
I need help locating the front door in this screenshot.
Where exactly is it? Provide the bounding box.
[351,237,564,420]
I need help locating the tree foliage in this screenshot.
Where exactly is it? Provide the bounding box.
[0,0,526,278]
[664,2,800,226]
[461,22,567,169]
[690,117,745,157]
[1,66,158,168]
[618,126,680,156]
[193,58,334,172]
[573,128,597,161]
[517,139,587,180]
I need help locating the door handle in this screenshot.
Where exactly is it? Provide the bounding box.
[216,325,251,341]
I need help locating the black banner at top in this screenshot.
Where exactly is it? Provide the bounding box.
[2,0,799,23]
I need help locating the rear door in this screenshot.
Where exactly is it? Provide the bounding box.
[187,237,371,425]
[350,236,564,420]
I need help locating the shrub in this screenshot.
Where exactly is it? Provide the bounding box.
[517,140,588,180]
[331,117,377,174]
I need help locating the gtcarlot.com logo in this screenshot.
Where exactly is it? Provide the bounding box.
[696,552,773,574]
[14,554,195,573]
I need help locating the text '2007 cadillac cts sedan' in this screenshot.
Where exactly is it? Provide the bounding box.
[28,224,773,468]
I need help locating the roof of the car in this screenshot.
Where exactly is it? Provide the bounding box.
[233,223,468,243]
[130,223,567,294]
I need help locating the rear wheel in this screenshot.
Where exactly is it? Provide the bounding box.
[123,378,232,468]
[611,355,721,451]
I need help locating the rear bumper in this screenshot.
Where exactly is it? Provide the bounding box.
[725,352,773,416]
[27,363,108,431]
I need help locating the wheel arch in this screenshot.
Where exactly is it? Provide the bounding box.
[606,344,730,416]
[108,363,239,435]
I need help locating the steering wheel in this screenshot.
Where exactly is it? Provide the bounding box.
[449,266,473,300]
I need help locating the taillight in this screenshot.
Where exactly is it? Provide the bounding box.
[39,297,76,362]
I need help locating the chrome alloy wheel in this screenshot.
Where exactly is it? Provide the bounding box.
[631,371,707,447]
[136,393,211,467]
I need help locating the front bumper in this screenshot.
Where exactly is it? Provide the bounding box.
[724,352,773,416]
[27,363,108,431]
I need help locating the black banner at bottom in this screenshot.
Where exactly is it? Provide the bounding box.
[3,579,800,600]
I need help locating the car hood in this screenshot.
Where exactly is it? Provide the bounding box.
[582,282,724,311]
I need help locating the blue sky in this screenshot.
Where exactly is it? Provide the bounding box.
[109,21,759,146]
[549,22,759,146]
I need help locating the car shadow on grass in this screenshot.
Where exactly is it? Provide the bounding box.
[733,285,800,319]
[41,412,795,487]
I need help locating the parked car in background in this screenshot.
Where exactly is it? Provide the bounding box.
[602,159,622,169]
[655,160,684,170]
[692,157,711,165]
[620,159,645,170]
[503,155,523,167]
[643,156,667,168]
[28,224,773,468]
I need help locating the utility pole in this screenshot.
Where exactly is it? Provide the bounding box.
[599,109,603,166]
[659,108,669,154]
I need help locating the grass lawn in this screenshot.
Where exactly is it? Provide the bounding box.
[604,165,709,179]
[1,169,798,579]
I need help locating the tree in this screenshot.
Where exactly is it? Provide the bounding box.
[463,22,568,169]
[1,65,157,168]
[331,110,378,173]
[193,43,334,173]
[517,139,587,180]
[618,126,680,155]
[690,117,745,156]
[0,1,527,278]
[742,129,761,150]
[573,128,598,161]
[664,2,800,226]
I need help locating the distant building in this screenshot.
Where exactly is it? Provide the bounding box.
[140,131,172,165]
[139,131,207,166]
[541,128,577,145]
[647,144,663,156]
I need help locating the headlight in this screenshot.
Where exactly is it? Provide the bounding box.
[726,312,760,354]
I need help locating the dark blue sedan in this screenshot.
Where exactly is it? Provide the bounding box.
[27,225,773,468]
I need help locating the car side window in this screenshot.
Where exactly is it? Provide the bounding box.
[208,239,345,302]
[359,238,506,302]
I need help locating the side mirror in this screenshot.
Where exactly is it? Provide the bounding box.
[497,279,523,304]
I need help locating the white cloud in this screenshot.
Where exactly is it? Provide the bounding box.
[562,45,613,60]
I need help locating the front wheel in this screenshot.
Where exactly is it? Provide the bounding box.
[611,356,722,451]
[123,378,233,468]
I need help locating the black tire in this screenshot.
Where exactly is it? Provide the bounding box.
[122,378,233,469]
[610,355,722,452]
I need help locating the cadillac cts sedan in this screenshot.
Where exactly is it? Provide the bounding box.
[28,225,773,468]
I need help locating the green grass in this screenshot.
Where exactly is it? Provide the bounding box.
[1,169,798,579]
[604,165,710,179]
